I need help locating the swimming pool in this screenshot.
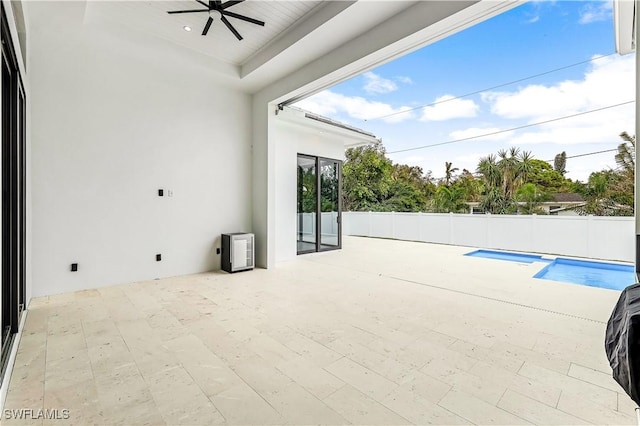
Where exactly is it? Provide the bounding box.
[465,249,551,264]
[534,258,635,291]
[465,249,635,290]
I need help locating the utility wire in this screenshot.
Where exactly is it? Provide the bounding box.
[387,100,635,155]
[365,52,617,122]
[429,148,621,180]
[544,148,618,162]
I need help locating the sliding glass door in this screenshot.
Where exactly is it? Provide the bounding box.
[297,154,342,255]
[319,158,340,251]
[297,155,317,254]
[1,4,26,382]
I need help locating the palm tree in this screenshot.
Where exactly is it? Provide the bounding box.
[434,185,467,213]
[455,169,482,202]
[516,183,543,215]
[615,131,635,175]
[477,154,500,188]
[477,147,534,214]
[444,162,459,186]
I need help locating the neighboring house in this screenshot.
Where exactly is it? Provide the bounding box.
[467,192,586,216]
[545,193,586,216]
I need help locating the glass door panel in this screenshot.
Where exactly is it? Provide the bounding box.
[319,159,340,251]
[297,155,317,254]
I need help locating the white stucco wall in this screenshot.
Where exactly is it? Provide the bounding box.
[27,2,252,297]
[272,114,349,263]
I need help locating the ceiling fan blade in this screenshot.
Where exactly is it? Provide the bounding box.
[221,10,265,26]
[220,15,243,40]
[214,0,222,9]
[220,1,244,10]
[167,9,208,14]
[202,16,214,35]
[195,0,210,8]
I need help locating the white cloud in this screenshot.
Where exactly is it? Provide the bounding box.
[295,90,415,123]
[509,104,635,145]
[483,55,634,120]
[420,95,479,122]
[481,54,635,146]
[395,76,413,85]
[362,72,398,94]
[579,1,612,24]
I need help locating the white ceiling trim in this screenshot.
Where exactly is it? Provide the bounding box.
[241,1,355,78]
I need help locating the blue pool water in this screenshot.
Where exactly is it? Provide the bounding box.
[534,258,635,291]
[465,249,551,264]
[465,249,635,290]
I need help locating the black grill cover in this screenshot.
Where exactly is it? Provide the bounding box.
[605,283,640,405]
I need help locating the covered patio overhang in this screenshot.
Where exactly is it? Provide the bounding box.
[252,0,525,268]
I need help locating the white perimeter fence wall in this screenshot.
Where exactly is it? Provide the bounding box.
[343,212,635,262]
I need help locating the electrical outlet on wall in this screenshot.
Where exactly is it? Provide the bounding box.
[168,190,173,197]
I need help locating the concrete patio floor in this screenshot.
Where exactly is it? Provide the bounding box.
[2,236,636,425]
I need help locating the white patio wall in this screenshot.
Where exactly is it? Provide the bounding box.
[343,212,634,262]
[27,2,252,297]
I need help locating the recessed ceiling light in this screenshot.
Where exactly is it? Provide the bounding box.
[183,26,192,32]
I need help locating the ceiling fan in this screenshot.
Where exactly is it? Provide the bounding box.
[167,0,265,41]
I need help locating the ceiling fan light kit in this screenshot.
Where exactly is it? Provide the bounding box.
[168,0,265,41]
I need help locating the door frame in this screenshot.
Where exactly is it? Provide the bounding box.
[316,156,342,252]
[0,3,26,382]
[296,154,317,255]
[296,153,342,255]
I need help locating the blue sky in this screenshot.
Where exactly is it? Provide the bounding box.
[295,0,635,182]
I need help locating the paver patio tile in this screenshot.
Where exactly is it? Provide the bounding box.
[497,389,589,425]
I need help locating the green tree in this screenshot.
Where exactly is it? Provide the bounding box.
[343,141,394,211]
[452,169,482,202]
[343,141,437,212]
[615,131,635,174]
[516,183,548,215]
[476,147,533,214]
[380,180,428,212]
[298,165,316,213]
[527,159,572,193]
[612,132,635,210]
[576,132,635,216]
[434,185,467,213]
[392,163,435,202]
[576,172,632,217]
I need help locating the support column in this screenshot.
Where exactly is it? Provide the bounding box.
[636,0,640,277]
